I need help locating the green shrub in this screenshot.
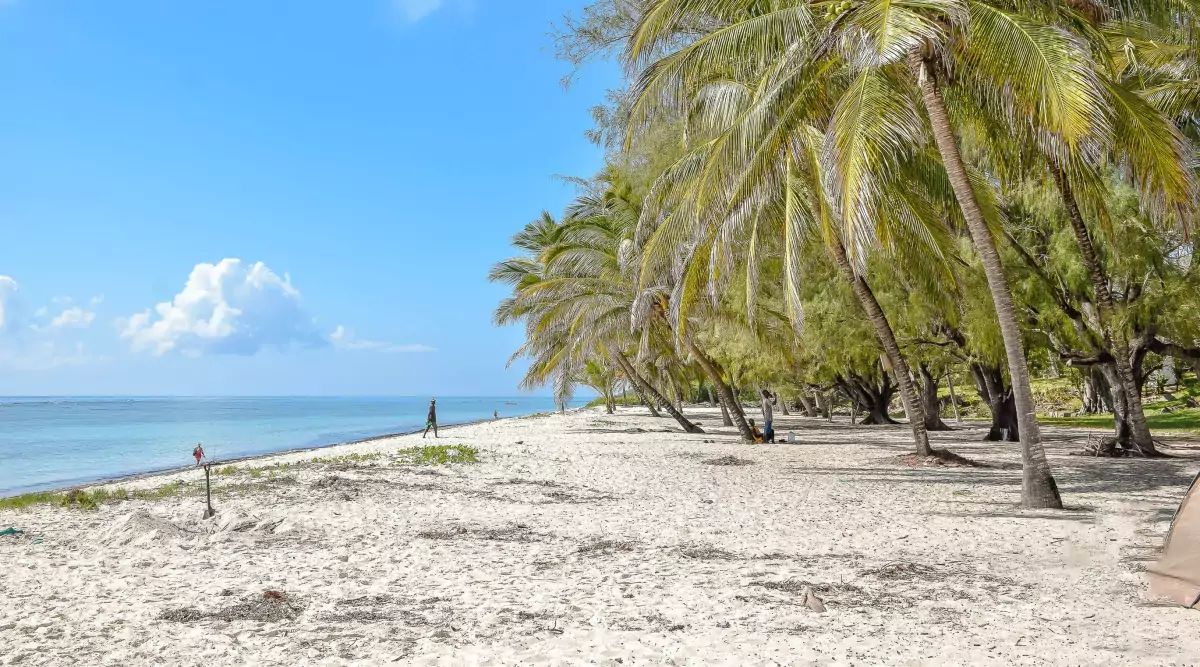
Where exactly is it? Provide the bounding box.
[395,445,479,465]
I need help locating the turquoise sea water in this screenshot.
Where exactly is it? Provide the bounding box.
[0,396,583,497]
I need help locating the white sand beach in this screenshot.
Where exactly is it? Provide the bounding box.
[2,407,1199,666]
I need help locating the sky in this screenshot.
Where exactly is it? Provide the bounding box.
[0,0,619,396]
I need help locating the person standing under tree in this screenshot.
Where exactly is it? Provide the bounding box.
[760,389,777,443]
[423,398,438,438]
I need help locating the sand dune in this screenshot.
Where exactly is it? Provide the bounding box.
[2,407,1198,665]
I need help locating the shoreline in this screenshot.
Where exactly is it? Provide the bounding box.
[1,410,567,500]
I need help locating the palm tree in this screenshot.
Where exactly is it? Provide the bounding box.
[621,0,1078,507]
[623,13,963,458]
[491,184,704,434]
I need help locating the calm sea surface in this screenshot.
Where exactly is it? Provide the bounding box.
[0,396,583,497]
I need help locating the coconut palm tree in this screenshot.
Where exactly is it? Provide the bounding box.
[620,0,1087,507]
[491,183,705,434]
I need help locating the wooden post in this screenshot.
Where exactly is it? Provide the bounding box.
[202,464,216,519]
[946,369,962,424]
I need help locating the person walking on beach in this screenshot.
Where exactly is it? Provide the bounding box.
[423,398,438,438]
[760,389,777,443]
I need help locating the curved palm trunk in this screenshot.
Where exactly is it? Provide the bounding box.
[829,238,933,456]
[613,352,703,433]
[718,394,734,426]
[1051,166,1158,456]
[684,337,755,443]
[912,55,1061,508]
[619,363,661,418]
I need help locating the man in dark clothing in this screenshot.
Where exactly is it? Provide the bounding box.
[423,398,438,438]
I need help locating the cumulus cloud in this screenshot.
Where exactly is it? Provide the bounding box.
[394,0,443,22]
[51,306,96,329]
[121,258,324,356]
[330,325,435,354]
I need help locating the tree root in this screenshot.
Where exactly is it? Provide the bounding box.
[1070,435,1172,458]
[894,448,983,468]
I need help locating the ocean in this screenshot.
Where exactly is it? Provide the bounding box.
[0,396,585,497]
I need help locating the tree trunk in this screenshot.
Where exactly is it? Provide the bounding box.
[946,369,962,424]
[918,364,953,431]
[719,395,734,426]
[1052,166,1158,456]
[797,393,817,417]
[828,237,933,455]
[613,352,703,433]
[684,337,754,442]
[970,362,1019,441]
[838,372,900,425]
[913,54,1062,508]
[616,355,661,418]
[670,374,685,413]
[624,372,661,418]
[1097,363,1136,445]
[779,396,791,416]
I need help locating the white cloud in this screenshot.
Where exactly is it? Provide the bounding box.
[0,277,102,371]
[121,258,324,356]
[51,306,96,330]
[331,325,435,354]
[394,0,443,22]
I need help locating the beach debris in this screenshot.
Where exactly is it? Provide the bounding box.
[539,489,618,504]
[322,594,451,625]
[1069,432,1162,458]
[416,523,546,543]
[892,450,980,468]
[801,587,826,613]
[211,512,287,535]
[701,455,755,466]
[577,537,637,556]
[311,475,362,500]
[679,543,740,561]
[491,477,560,488]
[159,590,305,624]
[99,510,193,547]
[0,527,25,538]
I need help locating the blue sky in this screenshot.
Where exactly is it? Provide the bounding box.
[0,0,617,396]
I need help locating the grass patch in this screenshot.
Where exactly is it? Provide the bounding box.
[1042,407,1200,435]
[309,452,386,466]
[0,479,197,513]
[395,445,479,466]
[585,394,650,409]
[0,491,62,512]
[2,445,479,513]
